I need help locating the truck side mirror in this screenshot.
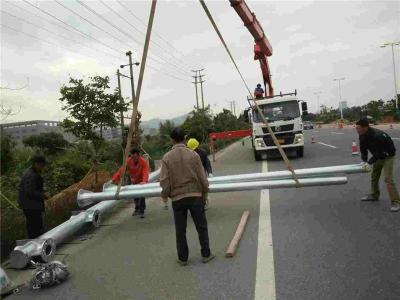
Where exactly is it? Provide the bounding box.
[301,102,308,116]
[243,109,250,123]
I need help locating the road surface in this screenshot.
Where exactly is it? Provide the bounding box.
[6,127,400,300]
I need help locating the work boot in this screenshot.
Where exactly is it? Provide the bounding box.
[139,213,145,219]
[177,259,188,266]
[360,195,379,202]
[132,211,139,216]
[202,254,216,264]
[390,203,400,213]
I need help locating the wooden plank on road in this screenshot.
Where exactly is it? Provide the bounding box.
[225,210,250,257]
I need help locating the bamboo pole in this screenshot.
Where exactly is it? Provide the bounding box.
[115,0,157,198]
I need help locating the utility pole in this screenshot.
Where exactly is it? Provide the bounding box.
[199,74,205,110]
[333,78,345,120]
[381,41,400,110]
[192,72,199,109]
[192,69,205,110]
[117,69,124,144]
[233,100,236,116]
[126,51,137,110]
[121,51,140,147]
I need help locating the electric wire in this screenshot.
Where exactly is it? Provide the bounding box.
[1,22,189,83]
[116,0,201,69]
[100,0,193,72]
[21,0,124,56]
[0,10,122,62]
[76,0,191,78]
[53,0,132,49]
[15,0,190,82]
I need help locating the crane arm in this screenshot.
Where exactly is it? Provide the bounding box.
[229,0,274,96]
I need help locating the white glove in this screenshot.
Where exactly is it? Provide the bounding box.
[360,162,372,172]
[208,173,213,178]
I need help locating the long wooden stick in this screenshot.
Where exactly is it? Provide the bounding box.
[225,210,250,257]
[115,0,157,198]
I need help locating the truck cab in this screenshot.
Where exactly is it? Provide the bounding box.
[245,94,308,161]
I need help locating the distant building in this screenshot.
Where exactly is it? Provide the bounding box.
[1,120,121,145]
[98,127,122,141]
[1,120,76,145]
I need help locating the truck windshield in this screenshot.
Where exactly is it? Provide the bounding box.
[253,101,300,122]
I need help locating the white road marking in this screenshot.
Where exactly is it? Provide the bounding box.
[392,137,400,140]
[332,132,345,135]
[317,142,337,149]
[254,161,276,300]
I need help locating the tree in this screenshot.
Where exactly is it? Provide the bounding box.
[59,76,128,154]
[23,132,69,155]
[0,134,15,175]
[362,99,385,121]
[213,109,243,132]
[182,106,214,142]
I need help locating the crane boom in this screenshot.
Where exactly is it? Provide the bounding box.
[229,0,274,96]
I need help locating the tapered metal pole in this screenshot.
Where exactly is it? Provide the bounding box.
[103,164,368,192]
[78,177,348,207]
[10,169,161,269]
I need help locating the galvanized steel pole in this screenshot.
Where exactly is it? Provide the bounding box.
[78,177,348,207]
[102,164,368,193]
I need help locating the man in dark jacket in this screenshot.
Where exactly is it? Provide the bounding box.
[18,155,50,238]
[187,138,212,209]
[186,138,213,176]
[356,119,400,212]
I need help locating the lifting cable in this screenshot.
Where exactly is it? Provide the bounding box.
[115,0,158,198]
[198,0,299,184]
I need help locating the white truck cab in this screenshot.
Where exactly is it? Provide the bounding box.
[244,94,308,161]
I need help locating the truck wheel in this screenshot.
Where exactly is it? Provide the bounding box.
[254,150,262,161]
[296,147,304,158]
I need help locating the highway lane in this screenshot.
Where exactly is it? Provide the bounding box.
[7,127,400,299]
[269,127,400,300]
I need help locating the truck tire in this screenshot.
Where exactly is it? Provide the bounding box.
[254,150,262,161]
[296,146,304,158]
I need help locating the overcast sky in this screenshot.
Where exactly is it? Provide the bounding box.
[1,0,399,123]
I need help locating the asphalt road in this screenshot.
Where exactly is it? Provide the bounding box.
[7,127,400,300]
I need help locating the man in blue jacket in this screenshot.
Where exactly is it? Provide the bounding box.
[356,119,400,212]
[18,155,50,238]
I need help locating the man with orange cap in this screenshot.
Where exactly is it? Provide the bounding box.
[112,148,149,218]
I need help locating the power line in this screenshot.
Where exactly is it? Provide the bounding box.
[116,0,200,69]
[0,9,121,62]
[21,0,124,56]
[54,0,132,49]
[0,23,120,65]
[76,0,190,79]
[1,22,189,84]
[98,0,192,77]
[4,0,104,47]
[102,0,194,72]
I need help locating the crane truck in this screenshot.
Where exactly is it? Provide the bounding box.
[230,0,308,161]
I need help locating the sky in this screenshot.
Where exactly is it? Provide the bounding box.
[1,0,399,124]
